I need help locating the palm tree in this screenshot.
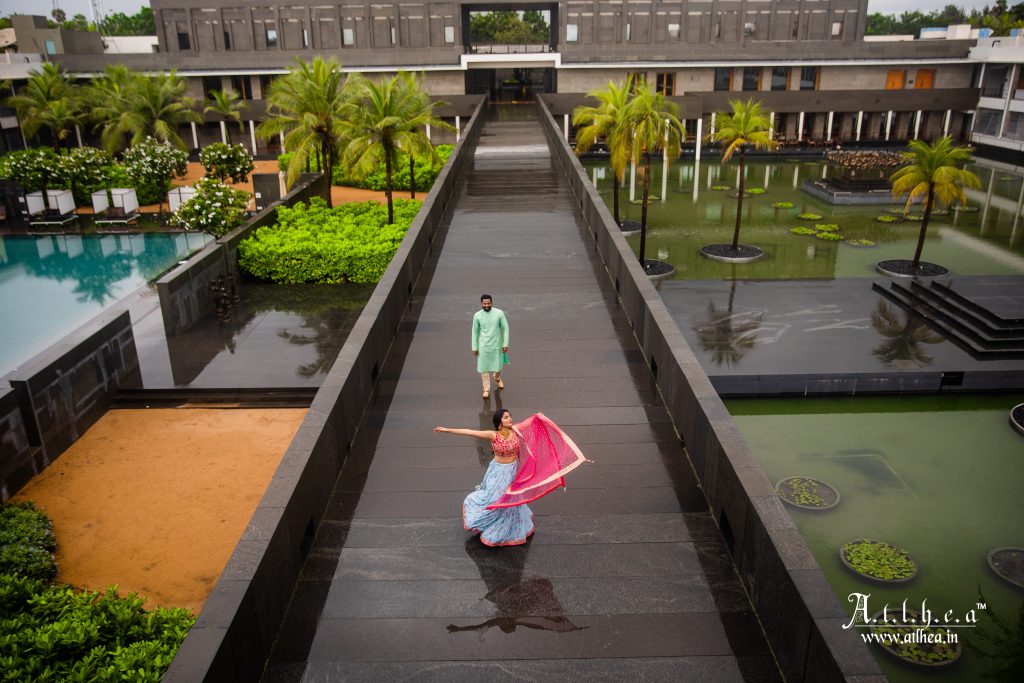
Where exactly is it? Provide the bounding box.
[890,137,981,271]
[695,281,763,367]
[622,80,683,270]
[204,88,246,144]
[342,74,425,224]
[572,76,633,227]
[90,68,200,152]
[871,300,943,365]
[6,63,82,151]
[707,99,777,252]
[258,57,354,208]
[393,72,453,200]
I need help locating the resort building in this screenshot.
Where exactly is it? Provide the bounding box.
[969,33,1024,159]
[0,2,997,159]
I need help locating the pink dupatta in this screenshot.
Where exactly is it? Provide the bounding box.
[486,413,589,509]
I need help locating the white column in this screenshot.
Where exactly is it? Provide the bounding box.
[426,124,431,142]
[455,116,461,142]
[981,168,996,231]
[190,122,199,149]
[793,164,799,189]
[693,160,700,202]
[220,121,228,145]
[885,111,893,141]
[75,124,83,147]
[797,111,805,141]
[736,167,741,187]
[279,132,285,151]
[695,117,703,161]
[592,168,598,186]
[943,110,952,137]
[764,166,770,188]
[564,114,569,139]
[826,111,834,141]
[856,111,863,142]
[1011,179,1024,246]
[710,112,717,136]
[249,120,257,155]
[913,110,922,140]
[629,160,636,202]
[661,119,669,201]
[999,65,1020,137]
[769,112,775,140]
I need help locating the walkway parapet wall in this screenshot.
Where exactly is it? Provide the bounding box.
[156,173,327,336]
[537,96,884,683]
[1,310,139,501]
[162,95,488,683]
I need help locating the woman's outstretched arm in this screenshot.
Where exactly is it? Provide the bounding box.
[434,427,495,441]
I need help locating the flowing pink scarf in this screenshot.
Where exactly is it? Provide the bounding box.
[486,413,589,509]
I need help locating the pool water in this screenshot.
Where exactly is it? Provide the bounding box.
[0,232,211,375]
[584,158,1024,280]
[728,394,1024,683]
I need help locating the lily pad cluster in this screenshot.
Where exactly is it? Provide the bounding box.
[798,212,823,221]
[772,201,794,209]
[871,610,960,666]
[776,477,838,509]
[846,239,876,247]
[789,227,817,236]
[876,215,902,224]
[748,188,766,195]
[789,223,845,240]
[711,184,731,191]
[842,539,917,581]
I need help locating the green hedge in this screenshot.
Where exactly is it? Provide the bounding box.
[238,197,421,284]
[277,145,453,192]
[0,502,57,581]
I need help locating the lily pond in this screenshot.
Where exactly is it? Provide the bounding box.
[583,157,1024,279]
[728,394,1024,682]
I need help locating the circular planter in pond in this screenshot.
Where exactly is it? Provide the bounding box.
[952,204,978,212]
[876,259,950,278]
[700,243,765,263]
[1010,403,1024,437]
[869,609,962,667]
[988,547,1024,588]
[841,539,918,584]
[642,258,676,281]
[776,477,840,510]
[619,220,642,237]
[846,239,876,248]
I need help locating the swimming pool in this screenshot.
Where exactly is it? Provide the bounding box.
[0,232,211,376]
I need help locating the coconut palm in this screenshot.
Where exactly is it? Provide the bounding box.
[707,99,778,252]
[6,63,82,151]
[890,136,981,271]
[258,57,354,208]
[871,300,943,365]
[622,80,683,270]
[695,281,763,367]
[393,71,453,200]
[90,68,200,152]
[572,76,633,227]
[204,88,246,144]
[342,74,427,224]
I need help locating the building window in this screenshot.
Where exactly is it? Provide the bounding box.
[667,23,679,39]
[799,66,819,90]
[885,69,905,90]
[629,72,646,93]
[656,73,675,96]
[44,40,57,55]
[343,28,354,46]
[831,21,843,37]
[714,67,732,91]
[266,28,278,48]
[743,22,756,37]
[742,67,760,91]
[914,69,934,89]
[177,32,190,50]
[259,75,275,98]
[1005,112,1024,140]
[770,66,788,91]
[444,25,454,44]
[223,31,231,50]
[302,29,309,49]
[230,75,253,99]
[566,23,578,42]
[981,65,1008,98]
[202,76,221,98]
[973,108,1002,136]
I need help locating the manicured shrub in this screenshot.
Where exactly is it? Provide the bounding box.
[0,147,62,194]
[0,501,57,581]
[239,197,421,284]
[333,145,454,191]
[55,147,116,206]
[171,178,250,236]
[123,137,188,206]
[199,142,254,184]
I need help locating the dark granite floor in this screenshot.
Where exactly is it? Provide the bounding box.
[261,109,781,682]
[659,277,1024,395]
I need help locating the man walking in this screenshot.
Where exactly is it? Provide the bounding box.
[472,294,509,399]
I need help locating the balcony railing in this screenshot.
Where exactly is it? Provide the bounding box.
[981,86,1006,98]
[467,43,553,54]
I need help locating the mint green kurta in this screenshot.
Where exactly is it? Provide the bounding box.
[472,308,510,373]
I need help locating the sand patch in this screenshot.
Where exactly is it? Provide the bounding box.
[12,407,306,614]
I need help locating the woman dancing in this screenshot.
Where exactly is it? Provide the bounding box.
[435,409,534,546]
[434,409,589,547]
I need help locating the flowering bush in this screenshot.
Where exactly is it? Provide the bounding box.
[0,148,63,194]
[199,143,254,184]
[123,138,188,205]
[54,147,116,205]
[239,197,420,284]
[171,178,250,236]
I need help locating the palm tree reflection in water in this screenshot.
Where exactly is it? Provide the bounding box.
[870,299,944,365]
[447,537,589,635]
[695,281,763,367]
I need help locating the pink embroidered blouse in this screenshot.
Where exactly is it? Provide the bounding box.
[491,430,520,459]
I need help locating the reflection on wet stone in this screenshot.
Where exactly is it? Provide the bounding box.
[448,537,589,635]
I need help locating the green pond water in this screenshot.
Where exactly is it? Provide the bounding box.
[727,394,1024,682]
[583,158,1024,280]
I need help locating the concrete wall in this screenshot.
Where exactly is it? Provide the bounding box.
[161,94,488,683]
[2,311,140,501]
[538,94,885,683]
[0,387,33,501]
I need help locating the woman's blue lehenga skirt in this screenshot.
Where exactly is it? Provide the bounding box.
[463,460,534,546]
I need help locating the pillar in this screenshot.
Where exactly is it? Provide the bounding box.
[75,124,83,147]
[249,120,258,155]
[856,111,863,142]
[885,111,893,141]
[662,119,669,201]
[191,122,199,149]
[693,160,700,202]
[710,112,716,136]
[797,111,805,141]
[426,124,431,142]
[913,110,922,140]
[826,111,834,141]
[769,112,775,140]
[943,110,952,137]
[279,132,285,151]
[630,160,636,202]
[695,117,703,161]
[564,114,569,139]
[220,121,228,145]
[455,116,461,142]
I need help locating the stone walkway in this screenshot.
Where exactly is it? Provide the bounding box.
[262,106,780,682]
